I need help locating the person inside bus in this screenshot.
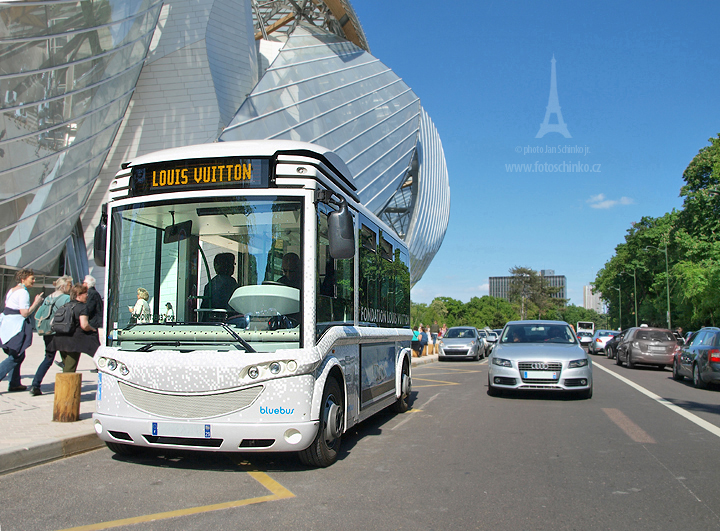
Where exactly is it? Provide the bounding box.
[201,253,239,320]
[278,252,301,289]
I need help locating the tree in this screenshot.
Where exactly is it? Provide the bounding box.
[507,266,564,319]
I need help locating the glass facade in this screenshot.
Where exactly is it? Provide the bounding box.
[0,0,449,289]
[0,0,162,271]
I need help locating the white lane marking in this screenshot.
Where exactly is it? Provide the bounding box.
[391,393,440,430]
[594,363,720,439]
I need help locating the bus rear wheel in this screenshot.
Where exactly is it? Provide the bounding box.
[299,377,343,467]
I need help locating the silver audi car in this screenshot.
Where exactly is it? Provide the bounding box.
[487,320,593,399]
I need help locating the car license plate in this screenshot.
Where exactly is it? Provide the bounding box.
[151,422,211,438]
[523,371,558,379]
[649,346,666,353]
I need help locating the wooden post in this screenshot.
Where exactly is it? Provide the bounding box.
[53,373,82,422]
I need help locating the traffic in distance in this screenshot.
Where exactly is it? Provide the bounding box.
[589,323,720,394]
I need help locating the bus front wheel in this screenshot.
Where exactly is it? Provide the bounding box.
[299,377,343,467]
[391,359,411,413]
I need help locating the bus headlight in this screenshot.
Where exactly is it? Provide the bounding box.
[247,366,259,379]
[287,360,297,372]
[269,362,281,374]
[107,359,117,371]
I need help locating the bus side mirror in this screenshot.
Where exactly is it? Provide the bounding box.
[93,203,107,267]
[328,197,355,259]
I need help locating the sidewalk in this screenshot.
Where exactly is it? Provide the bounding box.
[0,333,102,475]
[0,334,437,475]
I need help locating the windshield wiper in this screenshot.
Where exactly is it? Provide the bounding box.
[221,323,256,353]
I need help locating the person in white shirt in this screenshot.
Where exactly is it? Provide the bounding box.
[0,269,43,392]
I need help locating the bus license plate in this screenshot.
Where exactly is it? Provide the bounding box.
[523,371,558,380]
[151,422,211,438]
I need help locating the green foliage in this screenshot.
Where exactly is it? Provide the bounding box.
[507,266,565,320]
[594,134,720,331]
[411,296,518,330]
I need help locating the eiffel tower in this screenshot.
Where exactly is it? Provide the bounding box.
[536,55,571,138]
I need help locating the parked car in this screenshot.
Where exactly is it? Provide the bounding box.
[487,320,592,399]
[438,327,483,361]
[485,331,499,354]
[477,329,489,357]
[605,330,627,359]
[673,327,720,388]
[616,327,677,369]
[577,331,593,349]
[588,329,619,355]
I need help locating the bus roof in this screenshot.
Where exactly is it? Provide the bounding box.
[121,140,354,190]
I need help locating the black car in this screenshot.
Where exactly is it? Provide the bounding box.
[673,327,720,388]
[604,329,627,360]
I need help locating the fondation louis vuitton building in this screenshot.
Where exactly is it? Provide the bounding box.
[0,0,450,289]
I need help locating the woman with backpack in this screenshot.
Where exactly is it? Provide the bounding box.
[0,269,44,392]
[28,275,73,396]
[47,283,100,374]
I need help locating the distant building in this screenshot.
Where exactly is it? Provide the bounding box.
[583,285,604,313]
[489,269,567,301]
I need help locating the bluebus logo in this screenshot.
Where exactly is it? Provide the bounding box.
[260,406,294,415]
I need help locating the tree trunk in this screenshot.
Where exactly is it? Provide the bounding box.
[53,373,82,422]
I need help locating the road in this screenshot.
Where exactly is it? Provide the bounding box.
[3,355,720,531]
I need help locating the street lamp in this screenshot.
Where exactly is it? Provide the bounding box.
[645,243,671,330]
[620,269,638,327]
[612,286,621,330]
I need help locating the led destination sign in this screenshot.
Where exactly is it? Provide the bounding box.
[130,157,270,196]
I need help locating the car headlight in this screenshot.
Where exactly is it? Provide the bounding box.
[492,357,512,367]
[569,359,589,368]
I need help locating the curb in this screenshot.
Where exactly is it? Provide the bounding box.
[411,355,438,367]
[0,432,103,476]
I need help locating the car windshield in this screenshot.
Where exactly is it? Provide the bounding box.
[107,195,303,352]
[501,324,577,344]
[445,328,475,339]
[636,330,675,341]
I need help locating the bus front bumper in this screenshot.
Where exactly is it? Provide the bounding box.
[93,413,320,453]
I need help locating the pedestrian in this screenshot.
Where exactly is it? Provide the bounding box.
[48,284,100,373]
[411,325,420,357]
[28,275,73,396]
[83,275,103,331]
[128,287,151,323]
[419,326,428,356]
[431,320,440,354]
[0,269,44,392]
[440,323,447,338]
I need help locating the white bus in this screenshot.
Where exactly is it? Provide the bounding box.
[92,140,413,467]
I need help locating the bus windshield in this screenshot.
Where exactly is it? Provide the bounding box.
[107,195,303,352]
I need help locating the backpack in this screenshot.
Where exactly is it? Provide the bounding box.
[51,301,77,335]
[35,294,70,336]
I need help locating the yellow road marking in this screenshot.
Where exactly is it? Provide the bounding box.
[57,471,295,531]
[412,377,460,387]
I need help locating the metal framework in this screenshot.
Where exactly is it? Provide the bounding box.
[251,0,369,51]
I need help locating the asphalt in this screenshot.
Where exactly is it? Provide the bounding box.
[0,333,437,476]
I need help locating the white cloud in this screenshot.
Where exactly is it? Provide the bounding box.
[587,194,634,209]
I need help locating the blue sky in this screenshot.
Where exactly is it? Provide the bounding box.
[353,0,720,306]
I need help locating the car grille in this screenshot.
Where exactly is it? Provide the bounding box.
[118,382,263,419]
[443,349,469,355]
[518,361,562,384]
